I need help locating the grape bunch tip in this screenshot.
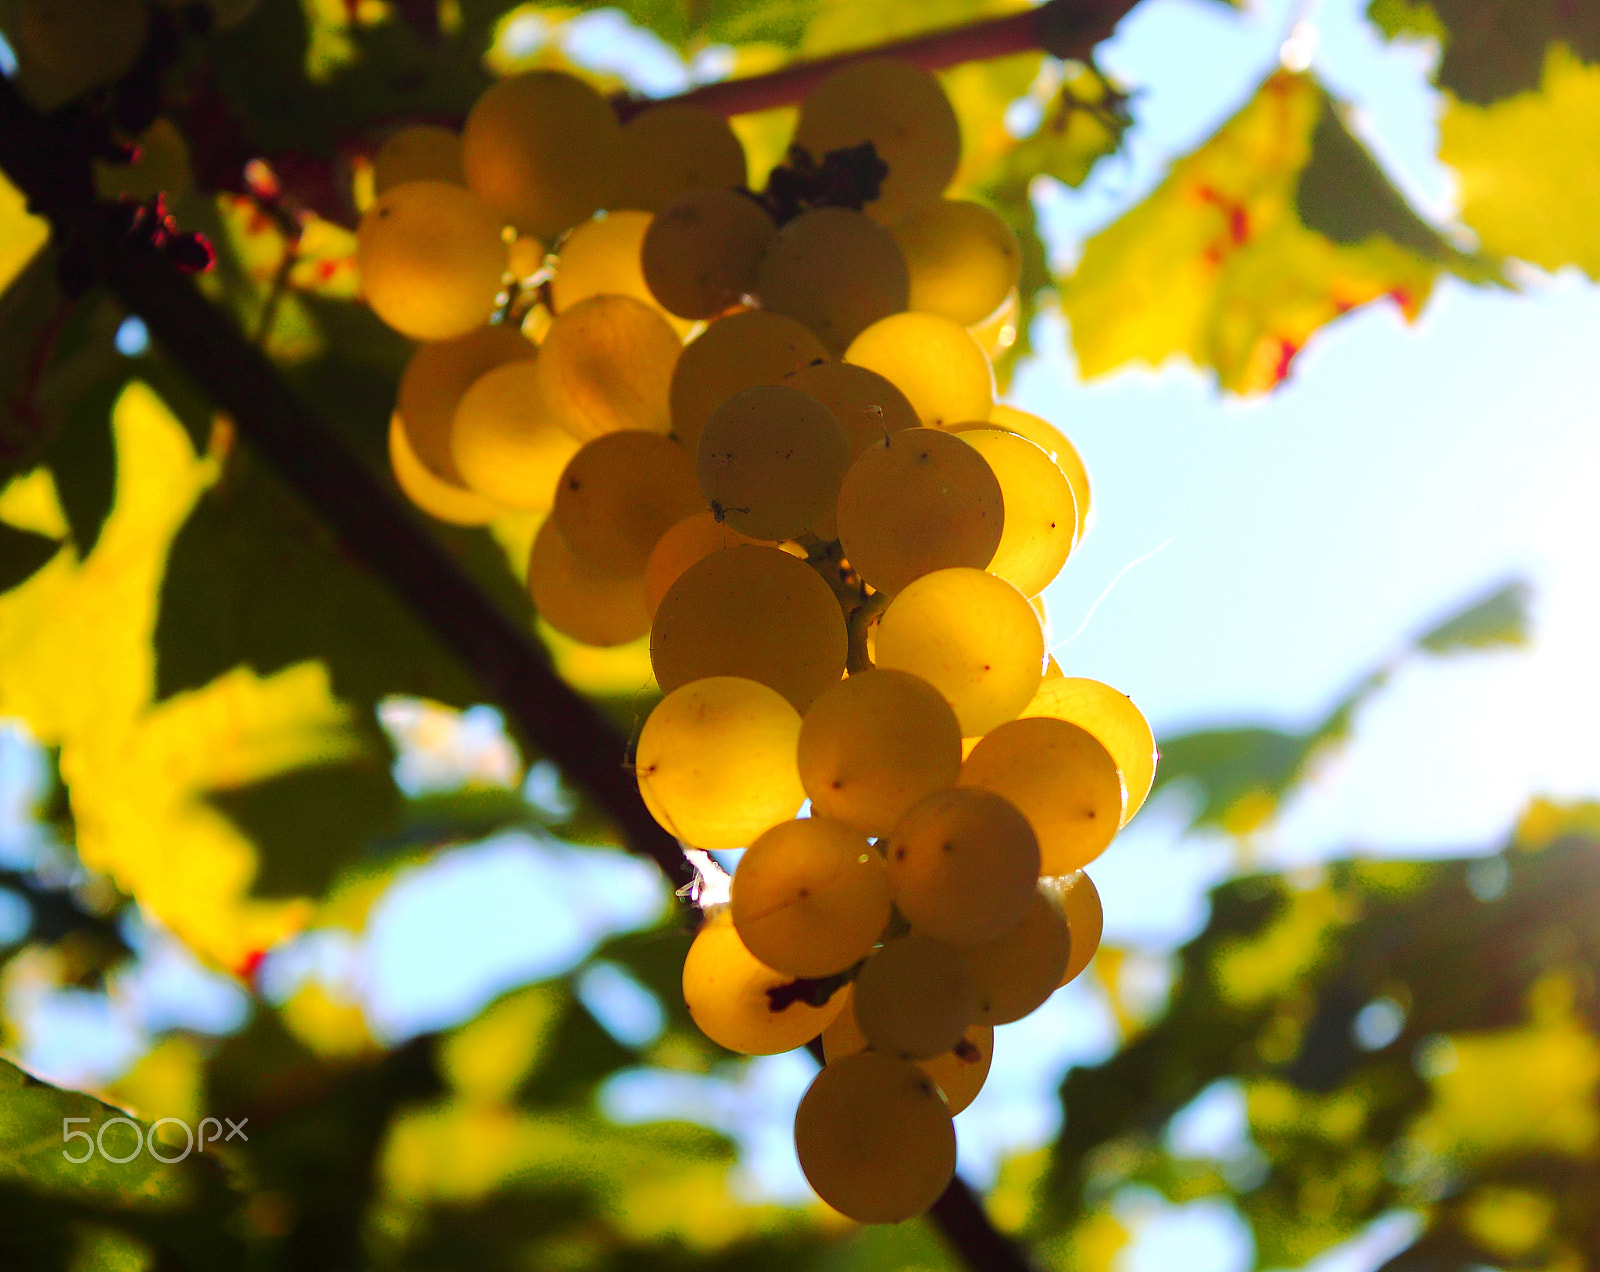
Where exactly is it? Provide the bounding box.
[359,57,1157,1226]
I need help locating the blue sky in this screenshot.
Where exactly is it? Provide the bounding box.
[2,1,1596,1266]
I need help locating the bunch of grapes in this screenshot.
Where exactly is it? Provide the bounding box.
[359,58,1157,1224]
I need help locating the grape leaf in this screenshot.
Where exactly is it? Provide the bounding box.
[1440,45,1600,279]
[1368,0,1600,104]
[1061,72,1454,394]
[0,521,60,592]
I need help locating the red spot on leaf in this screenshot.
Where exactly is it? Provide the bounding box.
[1272,338,1301,385]
[237,948,268,983]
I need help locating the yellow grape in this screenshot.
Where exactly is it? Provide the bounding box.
[357,181,509,340]
[822,986,993,1115]
[794,59,961,224]
[730,817,890,977]
[837,428,1003,596]
[697,385,850,542]
[373,125,464,195]
[397,324,535,483]
[969,287,1020,359]
[683,910,845,1055]
[959,887,1070,1024]
[756,207,910,356]
[550,211,689,334]
[507,234,548,283]
[535,295,681,441]
[643,512,768,618]
[552,431,702,576]
[641,189,777,320]
[1022,676,1158,825]
[797,669,962,837]
[1043,869,1104,987]
[795,1051,956,1223]
[961,718,1124,874]
[615,103,748,211]
[893,199,1022,327]
[12,0,148,110]
[988,404,1093,544]
[451,360,579,510]
[846,312,993,427]
[462,70,622,239]
[388,415,498,526]
[852,932,976,1059]
[526,517,650,647]
[882,787,1039,945]
[650,545,847,712]
[636,677,806,850]
[782,361,919,460]
[670,311,828,456]
[951,426,1076,597]
[874,567,1044,736]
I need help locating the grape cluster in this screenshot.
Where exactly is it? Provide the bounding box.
[360,59,1156,1225]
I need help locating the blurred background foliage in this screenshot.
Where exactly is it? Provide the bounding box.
[0,0,1595,1269]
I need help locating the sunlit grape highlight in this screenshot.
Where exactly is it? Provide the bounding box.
[893,199,1022,327]
[1022,676,1158,824]
[951,426,1077,597]
[670,311,828,455]
[535,295,681,441]
[451,359,580,510]
[552,431,702,576]
[846,311,994,427]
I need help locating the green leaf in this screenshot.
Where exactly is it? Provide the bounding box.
[1416,578,1531,652]
[1439,44,1600,278]
[0,248,65,483]
[1368,0,1600,104]
[989,65,1132,191]
[1296,95,1499,282]
[42,372,121,558]
[1061,72,1446,394]
[0,1058,186,1206]
[0,519,61,591]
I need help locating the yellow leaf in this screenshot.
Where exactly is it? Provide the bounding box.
[1062,72,1439,393]
[0,383,369,969]
[0,172,50,296]
[1441,44,1600,278]
[1212,881,1352,1008]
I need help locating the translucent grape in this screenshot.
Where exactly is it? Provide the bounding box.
[1043,869,1103,987]
[12,0,149,111]
[550,211,688,334]
[836,428,1003,595]
[643,512,768,618]
[961,718,1124,874]
[650,545,847,712]
[882,787,1039,945]
[683,910,845,1055]
[959,887,1070,1024]
[969,287,1020,359]
[794,1051,956,1223]
[730,818,890,977]
[373,125,464,195]
[615,103,748,211]
[397,324,535,483]
[950,426,1076,597]
[356,181,509,340]
[462,70,623,240]
[642,189,777,320]
[697,385,850,541]
[1022,676,1158,825]
[526,517,650,647]
[874,568,1044,736]
[507,234,548,283]
[553,431,703,576]
[893,199,1022,327]
[451,360,579,510]
[756,207,909,355]
[636,677,806,850]
[794,59,961,223]
[670,311,828,455]
[388,415,498,526]
[988,404,1093,545]
[535,295,681,441]
[845,312,993,426]
[852,932,976,1059]
[782,361,919,460]
[822,986,993,1115]
[798,669,962,836]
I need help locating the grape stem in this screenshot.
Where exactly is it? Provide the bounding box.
[846,590,889,675]
[614,0,1143,121]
